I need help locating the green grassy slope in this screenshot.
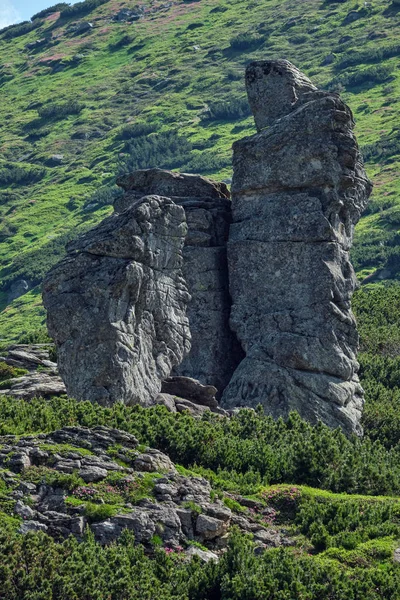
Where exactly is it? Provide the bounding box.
[0,0,400,343]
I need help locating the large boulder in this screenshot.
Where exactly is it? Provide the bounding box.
[43,195,191,406]
[116,169,243,395]
[220,59,372,435]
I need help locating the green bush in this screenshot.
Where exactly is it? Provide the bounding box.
[0,163,46,187]
[0,362,27,382]
[332,65,394,90]
[31,3,69,19]
[37,100,84,120]
[1,397,400,496]
[203,97,251,121]
[229,32,264,50]
[59,0,109,19]
[118,131,193,174]
[84,502,117,522]
[0,20,43,40]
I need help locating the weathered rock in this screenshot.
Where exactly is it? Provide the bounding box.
[43,195,191,407]
[134,448,176,473]
[175,398,211,418]
[1,372,66,400]
[195,514,227,540]
[161,376,218,408]
[221,60,372,435]
[185,546,219,562]
[116,169,243,395]
[19,520,48,534]
[7,279,29,302]
[79,466,108,483]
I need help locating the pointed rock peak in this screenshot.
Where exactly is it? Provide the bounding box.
[245,59,318,131]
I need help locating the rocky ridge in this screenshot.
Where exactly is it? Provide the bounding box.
[0,425,291,555]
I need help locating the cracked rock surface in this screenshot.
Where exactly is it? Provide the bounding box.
[0,426,291,553]
[116,169,243,395]
[43,195,191,407]
[220,59,372,435]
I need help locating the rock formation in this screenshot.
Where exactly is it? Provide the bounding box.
[43,195,191,406]
[42,60,370,435]
[220,60,372,434]
[4,425,291,552]
[116,169,243,394]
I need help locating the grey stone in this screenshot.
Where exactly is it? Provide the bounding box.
[185,546,219,562]
[43,195,191,407]
[195,514,226,540]
[7,279,29,303]
[116,169,242,395]
[79,466,108,483]
[19,520,48,534]
[221,59,372,435]
[15,500,36,520]
[134,449,176,473]
[3,372,66,400]
[161,376,218,408]
[175,398,211,418]
[154,393,177,412]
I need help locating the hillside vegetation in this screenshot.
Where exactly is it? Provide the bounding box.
[0,0,400,342]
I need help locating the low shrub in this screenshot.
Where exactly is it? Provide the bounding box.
[37,100,84,120]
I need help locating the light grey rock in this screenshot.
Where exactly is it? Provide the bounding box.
[195,514,227,540]
[185,546,219,562]
[116,169,243,395]
[7,279,29,303]
[19,520,48,534]
[79,466,108,483]
[175,398,211,418]
[3,373,66,400]
[15,500,36,520]
[154,393,177,412]
[221,59,372,435]
[134,448,176,473]
[43,195,191,407]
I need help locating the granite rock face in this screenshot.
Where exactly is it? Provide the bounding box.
[116,169,243,394]
[43,195,190,406]
[221,59,372,435]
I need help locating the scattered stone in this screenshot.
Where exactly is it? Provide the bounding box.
[154,393,177,412]
[185,546,219,562]
[221,59,372,435]
[134,449,176,473]
[7,279,29,302]
[19,520,48,534]
[79,466,108,483]
[196,514,227,540]
[175,398,211,418]
[43,196,191,407]
[161,376,218,408]
[1,372,66,400]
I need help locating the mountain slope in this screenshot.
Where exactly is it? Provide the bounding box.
[1,0,400,343]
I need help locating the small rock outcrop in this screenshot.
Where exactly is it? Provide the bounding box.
[116,169,243,394]
[0,425,291,553]
[0,344,66,399]
[221,60,372,434]
[43,196,190,407]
